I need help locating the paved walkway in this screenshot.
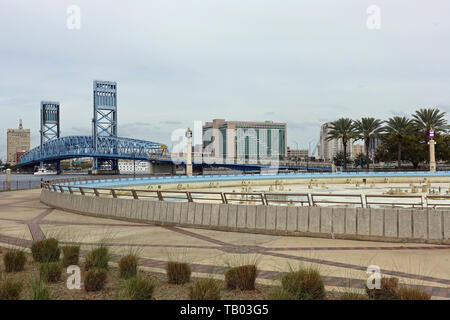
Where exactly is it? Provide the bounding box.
[0,189,449,298]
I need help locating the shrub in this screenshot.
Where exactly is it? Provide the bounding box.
[265,287,297,300]
[125,275,156,300]
[396,287,431,300]
[0,279,23,300]
[84,246,110,271]
[189,278,221,300]
[166,262,191,284]
[119,254,138,279]
[84,268,107,292]
[31,238,60,263]
[281,268,326,300]
[225,265,257,291]
[62,245,80,267]
[39,262,62,283]
[3,250,26,272]
[366,277,399,300]
[30,276,52,300]
[339,292,369,300]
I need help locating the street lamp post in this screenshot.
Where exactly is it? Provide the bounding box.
[428,129,436,172]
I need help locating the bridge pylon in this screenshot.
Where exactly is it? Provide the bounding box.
[92,80,118,172]
[40,101,60,170]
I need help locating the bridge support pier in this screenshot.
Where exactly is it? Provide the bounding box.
[149,162,176,175]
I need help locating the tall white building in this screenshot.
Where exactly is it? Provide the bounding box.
[319,122,354,161]
[118,160,151,174]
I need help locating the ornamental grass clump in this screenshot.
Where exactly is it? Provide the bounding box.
[189,278,221,300]
[124,275,156,300]
[281,267,326,300]
[166,261,191,285]
[84,246,110,271]
[3,249,26,272]
[84,268,107,292]
[0,279,23,300]
[119,254,138,279]
[31,238,60,263]
[61,245,80,268]
[225,265,257,291]
[39,262,62,283]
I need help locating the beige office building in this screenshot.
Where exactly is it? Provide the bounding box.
[7,120,30,164]
[202,119,287,160]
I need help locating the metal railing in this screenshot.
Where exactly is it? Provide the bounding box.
[43,182,450,208]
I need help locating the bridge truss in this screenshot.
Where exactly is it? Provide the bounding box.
[18,136,168,166]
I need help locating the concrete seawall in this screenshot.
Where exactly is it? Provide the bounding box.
[41,189,450,244]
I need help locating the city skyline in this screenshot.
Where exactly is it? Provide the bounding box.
[1,1,449,161]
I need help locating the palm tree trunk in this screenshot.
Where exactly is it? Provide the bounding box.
[365,138,370,171]
[397,142,402,169]
[343,141,347,171]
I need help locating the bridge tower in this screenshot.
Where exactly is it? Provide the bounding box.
[92,80,118,171]
[40,101,60,169]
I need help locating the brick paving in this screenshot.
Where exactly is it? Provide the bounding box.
[0,189,449,298]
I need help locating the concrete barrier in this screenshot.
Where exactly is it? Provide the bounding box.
[40,189,450,244]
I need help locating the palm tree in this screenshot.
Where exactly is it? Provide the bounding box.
[326,118,357,170]
[383,116,414,169]
[353,117,384,171]
[412,108,448,141]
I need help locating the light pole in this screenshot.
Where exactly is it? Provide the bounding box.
[428,129,436,172]
[186,128,193,176]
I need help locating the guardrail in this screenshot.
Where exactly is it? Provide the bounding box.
[42,182,450,208]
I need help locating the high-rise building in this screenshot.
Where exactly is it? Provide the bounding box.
[202,119,287,160]
[319,122,354,161]
[7,119,30,164]
[287,148,308,161]
[353,144,364,157]
[369,137,381,160]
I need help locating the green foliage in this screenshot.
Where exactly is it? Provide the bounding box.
[3,249,26,272]
[326,118,357,169]
[189,278,221,300]
[123,275,156,300]
[30,276,53,300]
[39,262,62,283]
[366,277,399,300]
[84,246,110,271]
[225,265,257,291]
[396,286,431,300]
[119,254,138,279]
[61,245,80,268]
[281,267,326,300]
[0,279,23,300]
[265,287,297,300]
[412,108,448,139]
[332,151,351,168]
[166,262,191,284]
[31,238,60,263]
[353,117,384,169]
[353,153,368,168]
[84,268,108,292]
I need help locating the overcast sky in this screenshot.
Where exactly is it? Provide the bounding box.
[0,0,449,160]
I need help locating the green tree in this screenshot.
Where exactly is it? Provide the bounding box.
[326,118,357,170]
[383,116,414,169]
[332,151,352,168]
[412,108,448,141]
[353,117,384,171]
[434,134,450,163]
[353,153,367,168]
